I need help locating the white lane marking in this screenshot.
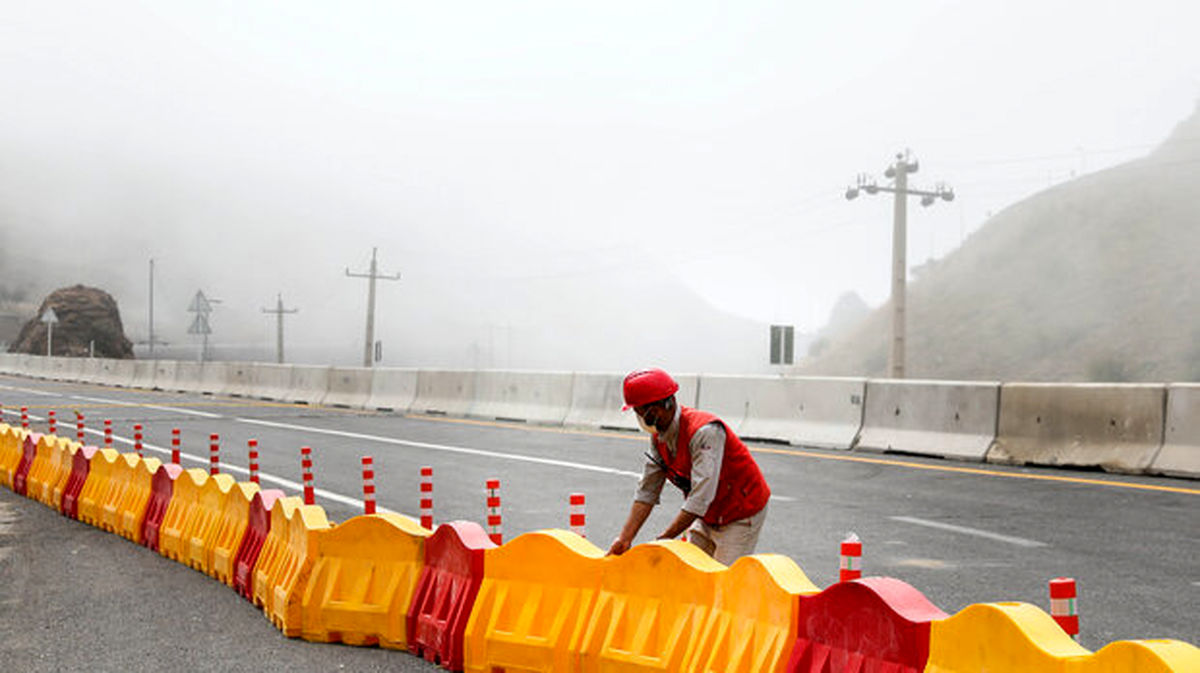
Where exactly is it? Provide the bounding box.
[770,495,797,502]
[238,417,643,479]
[64,394,137,406]
[890,516,1048,548]
[68,394,225,419]
[0,385,59,397]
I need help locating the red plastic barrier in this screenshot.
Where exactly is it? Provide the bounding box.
[60,445,99,519]
[233,488,285,600]
[11,433,40,496]
[786,577,948,673]
[407,521,496,671]
[140,463,185,552]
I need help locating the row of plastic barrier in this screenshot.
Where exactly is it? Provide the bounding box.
[1,354,1196,479]
[1,421,1196,671]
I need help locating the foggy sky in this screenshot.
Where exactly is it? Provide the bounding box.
[1,1,1197,371]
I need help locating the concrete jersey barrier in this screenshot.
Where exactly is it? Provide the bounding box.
[563,372,700,432]
[288,365,331,405]
[469,370,574,424]
[173,361,205,393]
[988,383,1166,473]
[697,375,865,448]
[323,367,372,408]
[1150,383,1200,478]
[365,368,418,412]
[856,379,1000,460]
[411,370,476,417]
[247,363,294,401]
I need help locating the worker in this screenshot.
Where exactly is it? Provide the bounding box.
[607,368,771,565]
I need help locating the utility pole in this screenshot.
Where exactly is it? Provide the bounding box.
[846,151,954,379]
[345,247,400,367]
[261,294,298,364]
[149,259,155,357]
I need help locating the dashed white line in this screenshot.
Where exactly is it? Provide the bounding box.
[890,516,1047,548]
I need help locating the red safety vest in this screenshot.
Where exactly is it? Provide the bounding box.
[653,407,771,526]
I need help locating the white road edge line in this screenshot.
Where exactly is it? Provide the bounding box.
[238,417,644,479]
[890,515,1048,548]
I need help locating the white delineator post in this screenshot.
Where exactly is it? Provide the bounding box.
[209,433,220,475]
[248,439,259,484]
[569,493,586,538]
[419,466,433,529]
[486,479,502,545]
[300,446,315,505]
[1050,577,1080,641]
[840,532,862,582]
[362,456,376,515]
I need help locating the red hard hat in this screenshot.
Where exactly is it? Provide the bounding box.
[622,368,679,410]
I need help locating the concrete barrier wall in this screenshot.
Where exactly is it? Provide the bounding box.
[411,369,476,416]
[288,365,331,406]
[100,359,136,387]
[697,375,865,448]
[365,368,418,412]
[563,372,700,432]
[132,360,157,389]
[856,379,1000,460]
[1151,383,1200,478]
[323,367,372,408]
[469,370,575,424]
[199,362,231,395]
[174,362,204,393]
[225,363,256,397]
[988,383,1166,473]
[152,360,178,390]
[247,363,294,401]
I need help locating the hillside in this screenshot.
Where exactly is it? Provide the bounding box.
[798,106,1200,382]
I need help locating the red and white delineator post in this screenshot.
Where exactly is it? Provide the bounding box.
[75,413,85,443]
[362,456,376,515]
[21,406,29,431]
[300,446,315,505]
[486,479,502,545]
[419,466,433,529]
[839,532,863,582]
[104,419,113,447]
[170,428,181,465]
[569,493,587,538]
[47,410,57,435]
[1050,577,1080,640]
[209,433,220,475]
[133,424,144,457]
[248,439,259,484]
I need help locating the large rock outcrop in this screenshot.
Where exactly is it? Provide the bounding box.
[8,285,134,358]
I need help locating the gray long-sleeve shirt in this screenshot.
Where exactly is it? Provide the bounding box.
[633,404,725,517]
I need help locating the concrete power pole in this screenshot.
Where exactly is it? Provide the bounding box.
[261,294,298,364]
[345,248,400,367]
[846,151,954,379]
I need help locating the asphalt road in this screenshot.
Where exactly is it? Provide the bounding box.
[0,374,1196,671]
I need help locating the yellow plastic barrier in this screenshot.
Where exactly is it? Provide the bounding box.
[579,540,725,673]
[49,438,81,509]
[300,513,430,648]
[23,434,59,506]
[184,473,237,575]
[928,601,1200,672]
[464,529,606,673]
[76,449,122,527]
[1083,639,1200,673]
[114,456,163,544]
[100,453,144,534]
[211,481,260,585]
[0,424,23,487]
[688,554,820,673]
[251,495,331,636]
[158,468,210,563]
[253,496,305,611]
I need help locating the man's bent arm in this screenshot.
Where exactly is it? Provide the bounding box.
[608,500,654,555]
[658,509,699,541]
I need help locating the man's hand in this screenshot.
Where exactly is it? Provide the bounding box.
[607,536,631,556]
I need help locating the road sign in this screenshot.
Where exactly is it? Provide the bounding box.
[40,308,59,325]
[188,290,213,314]
[187,313,212,335]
